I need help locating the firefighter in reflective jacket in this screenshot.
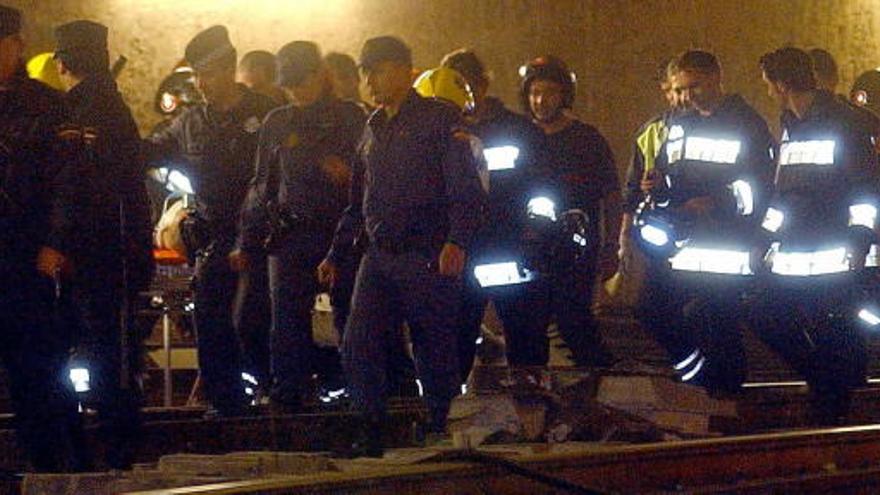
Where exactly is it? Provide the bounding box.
[438,49,545,380]
[752,47,878,424]
[636,50,774,394]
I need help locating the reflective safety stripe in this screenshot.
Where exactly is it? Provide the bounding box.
[666,138,684,164]
[669,247,753,275]
[762,207,785,233]
[473,262,535,288]
[849,203,878,229]
[674,349,701,371]
[483,145,520,171]
[681,357,706,382]
[867,245,879,268]
[732,180,754,216]
[859,308,880,326]
[778,140,835,166]
[527,196,557,221]
[769,245,849,276]
[683,136,741,164]
[640,223,670,247]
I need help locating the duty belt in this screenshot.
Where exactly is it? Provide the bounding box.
[371,234,444,256]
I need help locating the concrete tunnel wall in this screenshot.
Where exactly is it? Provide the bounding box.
[8,0,880,176]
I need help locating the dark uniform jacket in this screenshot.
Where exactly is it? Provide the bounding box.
[655,94,774,238]
[145,85,276,241]
[0,68,84,279]
[532,119,619,243]
[774,90,878,243]
[65,72,154,290]
[327,90,486,264]
[468,96,542,246]
[238,95,366,253]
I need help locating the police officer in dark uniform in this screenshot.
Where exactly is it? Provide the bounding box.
[440,48,544,380]
[754,47,876,424]
[509,55,620,367]
[232,41,365,411]
[145,25,276,417]
[53,19,154,468]
[0,5,89,471]
[317,36,485,455]
[638,50,774,394]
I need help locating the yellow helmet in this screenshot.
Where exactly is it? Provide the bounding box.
[26,52,64,91]
[413,67,474,112]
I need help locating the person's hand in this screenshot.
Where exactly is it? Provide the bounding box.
[228,249,249,272]
[640,169,661,193]
[438,242,466,278]
[36,246,72,279]
[317,258,339,287]
[598,243,619,282]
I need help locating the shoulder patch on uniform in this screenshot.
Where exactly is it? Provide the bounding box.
[284,131,299,148]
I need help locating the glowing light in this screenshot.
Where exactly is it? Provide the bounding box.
[779,140,836,166]
[69,367,91,393]
[640,223,670,247]
[762,207,785,233]
[473,262,535,288]
[527,196,557,221]
[415,379,424,397]
[669,247,752,275]
[167,170,194,195]
[483,146,520,171]
[850,203,878,229]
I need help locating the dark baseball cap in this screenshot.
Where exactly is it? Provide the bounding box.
[0,5,21,38]
[276,40,321,87]
[54,20,108,57]
[185,25,236,71]
[359,36,411,71]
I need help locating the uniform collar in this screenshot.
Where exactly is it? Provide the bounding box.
[370,89,420,127]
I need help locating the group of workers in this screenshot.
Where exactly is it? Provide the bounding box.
[2,2,879,471]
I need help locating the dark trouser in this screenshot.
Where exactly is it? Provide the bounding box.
[193,240,246,412]
[332,247,417,394]
[233,251,271,386]
[267,233,328,406]
[750,278,867,424]
[343,247,462,431]
[457,285,487,381]
[637,262,747,393]
[0,270,87,472]
[71,269,142,469]
[495,255,609,367]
